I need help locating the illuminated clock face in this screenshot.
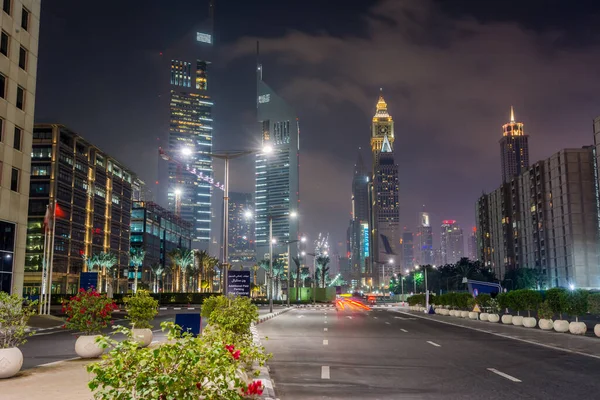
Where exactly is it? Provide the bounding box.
[379,125,388,135]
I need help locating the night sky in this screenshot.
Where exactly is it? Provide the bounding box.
[35,0,600,255]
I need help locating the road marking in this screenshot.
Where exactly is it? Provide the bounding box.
[427,341,441,347]
[346,316,353,319]
[385,322,390,325]
[392,310,600,361]
[487,368,522,382]
[33,330,65,336]
[174,307,181,310]
[323,339,328,345]
[159,307,167,310]
[152,329,162,333]
[321,366,330,379]
[324,320,327,324]
[187,307,195,310]
[400,328,408,332]
[373,317,378,319]
[297,315,305,318]
[38,357,80,367]
[324,328,328,331]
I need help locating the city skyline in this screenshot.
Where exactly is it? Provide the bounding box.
[33,0,600,261]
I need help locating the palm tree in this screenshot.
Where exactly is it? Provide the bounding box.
[150,262,165,293]
[100,252,118,294]
[168,248,194,292]
[271,259,286,300]
[207,256,220,292]
[130,248,146,293]
[83,253,102,272]
[291,256,301,301]
[316,255,330,288]
[194,250,211,293]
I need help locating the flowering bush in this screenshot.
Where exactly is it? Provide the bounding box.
[88,322,267,400]
[0,292,37,348]
[202,295,258,335]
[63,288,117,335]
[123,290,158,329]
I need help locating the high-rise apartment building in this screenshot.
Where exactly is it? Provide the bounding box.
[477,146,600,288]
[500,107,529,183]
[440,220,464,265]
[467,227,477,260]
[416,211,433,265]
[401,231,414,269]
[255,61,300,262]
[370,91,400,284]
[165,8,214,248]
[24,125,137,294]
[226,192,255,264]
[0,0,40,294]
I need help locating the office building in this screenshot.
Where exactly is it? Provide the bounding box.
[500,107,529,182]
[0,0,41,294]
[440,220,464,264]
[349,150,370,288]
[467,227,477,260]
[255,60,300,262]
[24,124,136,294]
[130,201,193,291]
[165,7,214,248]
[416,211,433,265]
[370,91,400,285]
[401,231,414,269]
[226,192,255,264]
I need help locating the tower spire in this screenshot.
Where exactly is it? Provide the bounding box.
[510,106,515,123]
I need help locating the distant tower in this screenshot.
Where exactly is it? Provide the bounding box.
[417,210,433,265]
[500,107,529,182]
[440,220,464,264]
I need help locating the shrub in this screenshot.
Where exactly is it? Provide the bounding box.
[63,288,117,335]
[476,294,491,309]
[497,292,510,312]
[519,290,542,318]
[407,294,425,306]
[588,293,600,316]
[466,296,477,310]
[123,290,159,329]
[0,292,37,348]
[88,322,269,400]
[203,296,259,335]
[506,290,524,315]
[562,289,589,322]
[437,294,448,307]
[488,298,501,314]
[446,292,458,309]
[545,287,567,319]
[455,293,471,310]
[537,300,554,320]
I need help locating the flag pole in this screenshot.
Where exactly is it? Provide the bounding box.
[46,200,57,315]
[39,205,49,315]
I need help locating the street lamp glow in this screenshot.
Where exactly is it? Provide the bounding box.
[388,259,394,264]
[244,210,253,219]
[181,147,193,157]
[290,211,298,218]
[174,188,182,195]
[301,251,306,256]
[271,238,277,244]
[405,269,409,274]
[300,236,307,243]
[569,283,575,291]
[262,144,273,154]
[324,251,328,256]
[415,265,420,270]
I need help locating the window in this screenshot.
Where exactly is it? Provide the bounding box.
[0,31,8,57]
[16,86,24,109]
[2,0,10,15]
[10,167,19,192]
[13,126,21,151]
[18,46,26,70]
[0,74,5,99]
[21,7,29,31]
[0,118,3,142]
[31,146,52,159]
[31,164,50,176]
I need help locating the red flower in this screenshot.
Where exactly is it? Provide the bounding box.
[245,381,263,396]
[232,350,240,360]
[196,382,201,390]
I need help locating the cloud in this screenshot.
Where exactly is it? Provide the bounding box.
[225,0,600,245]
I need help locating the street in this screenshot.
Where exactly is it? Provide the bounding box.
[258,306,600,399]
[20,306,282,370]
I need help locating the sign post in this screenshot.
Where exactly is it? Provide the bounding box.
[227,270,251,297]
[80,272,99,291]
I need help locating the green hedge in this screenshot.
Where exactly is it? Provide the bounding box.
[49,292,220,306]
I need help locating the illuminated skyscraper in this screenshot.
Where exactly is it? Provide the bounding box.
[255,58,300,261]
[370,90,400,283]
[440,220,464,264]
[349,151,370,287]
[166,12,214,248]
[500,107,529,183]
[226,192,255,264]
[416,211,433,265]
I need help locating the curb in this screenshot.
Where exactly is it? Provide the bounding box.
[256,306,293,324]
[250,324,279,400]
[294,304,335,308]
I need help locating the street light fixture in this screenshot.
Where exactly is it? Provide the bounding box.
[281,233,306,307]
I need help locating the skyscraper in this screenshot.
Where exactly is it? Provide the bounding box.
[370,91,400,284]
[165,6,214,249]
[401,231,414,270]
[440,220,464,264]
[226,192,255,264]
[416,211,433,265]
[500,107,529,183]
[255,58,300,261]
[467,227,477,260]
[0,1,41,294]
[349,150,369,288]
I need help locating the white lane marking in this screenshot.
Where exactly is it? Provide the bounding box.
[373,317,378,319]
[385,322,391,325]
[427,341,441,347]
[324,328,328,331]
[321,366,330,379]
[33,330,65,336]
[297,315,305,318]
[323,339,328,345]
[487,368,522,382]
[400,328,408,332]
[346,316,353,319]
[174,307,181,310]
[392,310,600,361]
[159,307,167,310]
[38,357,80,367]
[187,307,195,310]
[324,320,327,324]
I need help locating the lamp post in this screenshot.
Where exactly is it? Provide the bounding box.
[301,251,318,305]
[416,264,437,312]
[282,233,306,307]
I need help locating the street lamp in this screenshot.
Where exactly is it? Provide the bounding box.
[281,234,306,307]
[267,211,298,313]
[301,251,319,305]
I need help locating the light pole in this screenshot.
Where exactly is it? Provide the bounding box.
[301,251,317,305]
[283,233,306,307]
[416,264,437,311]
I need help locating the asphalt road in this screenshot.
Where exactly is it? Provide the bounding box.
[20,306,282,370]
[258,306,600,399]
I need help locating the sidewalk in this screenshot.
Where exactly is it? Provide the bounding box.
[1,359,94,400]
[396,308,600,358]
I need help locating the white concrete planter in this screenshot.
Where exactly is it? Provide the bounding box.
[0,347,23,379]
[523,317,537,328]
[569,321,587,336]
[460,311,469,318]
[480,312,489,321]
[75,335,104,358]
[488,314,500,323]
[553,320,570,333]
[538,319,554,330]
[468,312,479,320]
[441,309,450,316]
[132,328,153,348]
[501,314,513,324]
[449,310,456,316]
[595,324,600,338]
[512,316,523,326]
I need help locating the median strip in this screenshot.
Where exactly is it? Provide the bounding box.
[487,368,522,382]
[321,366,330,379]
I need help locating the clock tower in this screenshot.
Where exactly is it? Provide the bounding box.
[371,89,394,165]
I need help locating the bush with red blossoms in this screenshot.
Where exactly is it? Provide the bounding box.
[63,287,117,335]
